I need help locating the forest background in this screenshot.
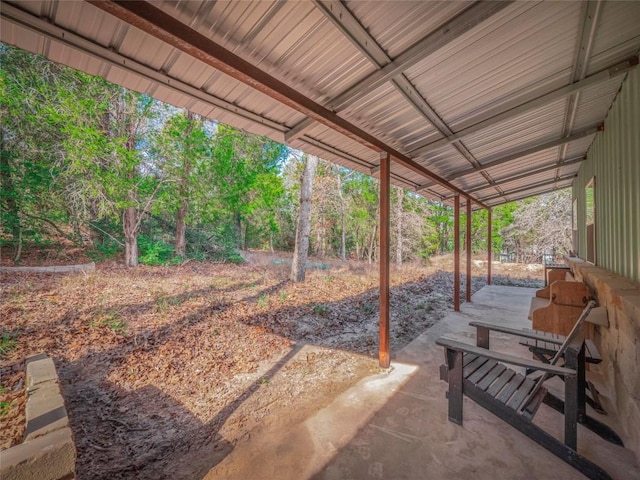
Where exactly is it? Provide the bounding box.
[0,44,573,268]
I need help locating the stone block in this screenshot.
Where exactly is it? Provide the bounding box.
[25,382,69,441]
[26,356,58,388]
[0,427,76,480]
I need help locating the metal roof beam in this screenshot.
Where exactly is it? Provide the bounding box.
[313,0,485,177]
[0,2,288,134]
[88,0,487,207]
[558,1,602,163]
[480,174,577,203]
[409,55,639,156]
[486,184,576,207]
[285,1,513,142]
[440,156,585,200]
[416,125,599,191]
[296,135,374,170]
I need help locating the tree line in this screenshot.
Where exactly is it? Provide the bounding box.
[0,44,571,268]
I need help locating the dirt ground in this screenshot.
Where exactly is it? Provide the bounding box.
[0,251,543,479]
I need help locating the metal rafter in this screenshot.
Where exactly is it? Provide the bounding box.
[313,0,499,194]
[417,125,599,191]
[409,55,639,156]
[440,156,585,200]
[481,174,577,204]
[557,1,602,167]
[285,1,513,142]
[88,0,488,207]
[486,184,576,207]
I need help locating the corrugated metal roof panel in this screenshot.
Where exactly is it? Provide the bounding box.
[571,77,625,131]
[498,180,574,204]
[587,0,640,75]
[564,135,596,159]
[341,83,437,153]
[406,2,580,129]
[483,150,559,178]
[463,99,568,159]
[2,0,640,208]
[345,1,472,59]
[420,145,468,179]
[158,0,374,104]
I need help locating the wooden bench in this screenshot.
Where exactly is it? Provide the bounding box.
[469,322,622,446]
[528,274,592,336]
[543,263,571,286]
[535,269,575,300]
[437,302,612,480]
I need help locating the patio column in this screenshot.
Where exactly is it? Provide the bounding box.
[487,207,492,285]
[379,152,391,368]
[466,199,472,302]
[454,195,460,312]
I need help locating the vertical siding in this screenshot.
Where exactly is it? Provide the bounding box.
[573,68,640,283]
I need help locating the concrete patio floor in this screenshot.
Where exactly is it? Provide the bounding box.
[208,285,639,480]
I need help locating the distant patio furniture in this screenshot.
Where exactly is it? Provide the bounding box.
[437,302,612,480]
[528,274,592,336]
[543,262,571,287]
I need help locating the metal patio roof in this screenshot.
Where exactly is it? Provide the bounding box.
[2,0,639,209]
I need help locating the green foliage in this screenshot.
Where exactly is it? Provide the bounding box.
[90,309,127,335]
[87,239,122,262]
[312,303,329,316]
[0,385,12,418]
[257,295,267,307]
[1,42,570,268]
[138,235,175,265]
[0,331,18,357]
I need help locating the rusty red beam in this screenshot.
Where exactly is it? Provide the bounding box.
[487,208,492,285]
[379,152,391,368]
[88,0,487,207]
[466,200,472,302]
[454,195,460,312]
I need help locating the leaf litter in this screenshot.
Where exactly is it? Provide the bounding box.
[0,252,542,478]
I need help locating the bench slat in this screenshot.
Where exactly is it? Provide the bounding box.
[496,373,526,404]
[463,353,478,367]
[463,356,488,378]
[467,359,498,384]
[486,368,515,397]
[507,377,536,411]
[478,363,507,391]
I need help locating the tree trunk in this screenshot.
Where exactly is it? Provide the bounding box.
[174,113,193,257]
[395,187,403,267]
[123,205,138,267]
[174,199,188,257]
[368,221,378,264]
[336,171,347,261]
[243,220,249,250]
[291,154,318,282]
[122,98,140,267]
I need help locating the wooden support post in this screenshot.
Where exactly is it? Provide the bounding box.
[487,207,492,285]
[379,152,391,368]
[564,372,579,450]
[446,348,464,425]
[466,200,472,302]
[454,195,460,312]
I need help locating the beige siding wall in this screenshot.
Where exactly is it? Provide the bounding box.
[572,68,640,460]
[573,67,640,282]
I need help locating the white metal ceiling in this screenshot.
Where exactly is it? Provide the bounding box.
[1,0,639,209]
